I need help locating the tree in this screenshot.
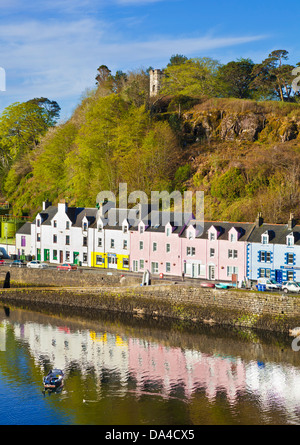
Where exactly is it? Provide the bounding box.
[216,58,255,99]
[167,54,188,67]
[250,50,295,101]
[26,97,61,126]
[161,57,220,97]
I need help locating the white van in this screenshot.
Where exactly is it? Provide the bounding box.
[257,278,282,290]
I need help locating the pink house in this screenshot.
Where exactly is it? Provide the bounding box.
[181,220,254,283]
[130,210,193,277]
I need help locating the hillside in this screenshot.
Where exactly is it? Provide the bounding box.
[2,91,300,224]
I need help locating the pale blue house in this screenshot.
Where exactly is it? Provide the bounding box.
[246,214,300,283]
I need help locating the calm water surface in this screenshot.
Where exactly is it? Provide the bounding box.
[0,303,300,425]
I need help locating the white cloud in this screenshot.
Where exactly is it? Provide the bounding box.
[0,9,267,117]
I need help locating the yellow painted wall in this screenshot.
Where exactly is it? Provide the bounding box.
[91,251,129,271]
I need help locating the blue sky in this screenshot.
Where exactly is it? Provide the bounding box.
[0,0,299,120]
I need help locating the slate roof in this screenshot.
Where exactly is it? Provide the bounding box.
[247,223,300,245]
[16,222,32,235]
[182,220,255,241]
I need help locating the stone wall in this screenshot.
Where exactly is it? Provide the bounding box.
[1,266,300,333]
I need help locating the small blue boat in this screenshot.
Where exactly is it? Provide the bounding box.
[43,369,64,391]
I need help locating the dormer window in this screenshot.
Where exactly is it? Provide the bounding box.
[140,225,144,234]
[37,219,40,227]
[209,232,215,241]
[166,227,171,237]
[83,222,88,231]
[53,220,57,228]
[262,233,269,245]
[287,234,294,246]
[230,233,235,242]
[188,231,193,240]
[123,225,128,234]
[98,225,103,232]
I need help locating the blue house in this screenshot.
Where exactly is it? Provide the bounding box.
[247,213,300,283]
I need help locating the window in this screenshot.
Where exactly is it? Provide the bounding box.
[228,249,238,259]
[262,234,269,244]
[210,248,215,257]
[198,264,206,277]
[166,227,171,236]
[65,251,70,261]
[151,262,159,273]
[230,233,235,242]
[259,268,271,278]
[96,255,104,265]
[83,253,88,263]
[287,270,294,281]
[166,243,171,253]
[53,234,57,243]
[21,236,26,247]
[140,225,144,234]
[66,221,70,230]
[287,253,294,265]
[210,232,215,241]
[153,242,157,252]
[123,258,129,268]
[123,240,128,250]
[53,250,57,260]
[227,266,239,277]
[191,247,195,256]
[133,260,138,272]
[260,251,271,263]
[139,241,143,250]
[37,219,40,227]
[83,237,87,246]
[110,239,115,248]
[166,262,171,273]
[98,238,102,248]
[83,222,87,231]
[37,233,40,242]
[53,220,57,228]
[123,225,128,233]
[139,259,144,270]
[188,231,193,240]
[65,235,70,245]
[287,236,294,246]
[98,225,102,232]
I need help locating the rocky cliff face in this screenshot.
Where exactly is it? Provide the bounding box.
[182,102,300,144]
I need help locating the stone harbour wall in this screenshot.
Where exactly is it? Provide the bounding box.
[0,267,300,333]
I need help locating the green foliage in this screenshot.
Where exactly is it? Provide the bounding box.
[210,167,246,202]
[174,164,192,191]
[161,57,220,97]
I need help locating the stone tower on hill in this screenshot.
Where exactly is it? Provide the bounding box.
[149,69,164,97]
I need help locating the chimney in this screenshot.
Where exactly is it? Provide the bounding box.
[42,199,51,210]
[288,213,295,230]
[255,212,263,227]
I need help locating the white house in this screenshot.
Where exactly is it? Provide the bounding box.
[15,222,32,258]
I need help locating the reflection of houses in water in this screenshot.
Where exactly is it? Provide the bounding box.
[128,338,246,402]
[12,322,129,387]
[245,361,300,418]
[9,318,300,414]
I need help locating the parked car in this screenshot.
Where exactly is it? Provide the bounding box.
[57,263,77,271]
[0,259,5,265]
[257,278,282,290]
[27,260,49,269]
[10,260,26,267]
[281,281,300,293]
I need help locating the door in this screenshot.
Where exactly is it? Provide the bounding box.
[44,249,50,261]
[37,249,41,261]
[275,269,283,283]
[73,252,79,265]
[59,250,63,263]
[209,265,215,280]
[192,263,196,278]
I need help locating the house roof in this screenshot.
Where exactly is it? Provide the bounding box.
[182,220,255,241]
[247,223,300,245]
[16,222,32,235]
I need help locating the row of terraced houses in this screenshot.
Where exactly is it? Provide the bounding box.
[15,200,300,285]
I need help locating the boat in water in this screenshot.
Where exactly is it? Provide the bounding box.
[43,369,64,392]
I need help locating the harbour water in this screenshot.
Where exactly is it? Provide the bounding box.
[0,303,300,425]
